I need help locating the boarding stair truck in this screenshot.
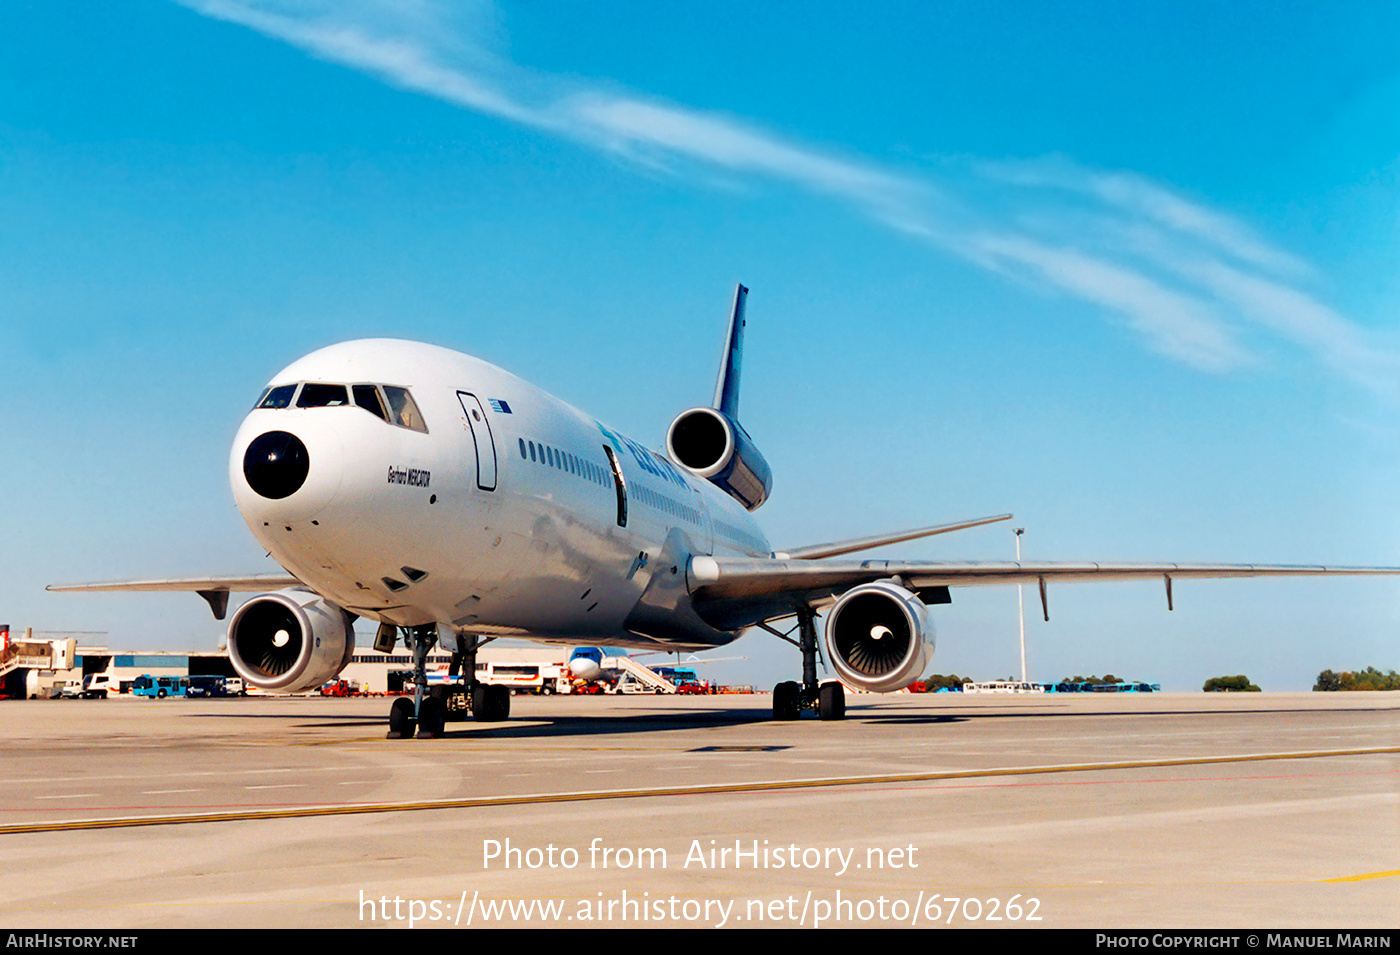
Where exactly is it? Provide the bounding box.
[609,657,679,695]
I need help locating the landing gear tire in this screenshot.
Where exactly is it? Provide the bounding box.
[387,697,416,739]
[772,681,801,720]
[472,683,511,722]
[818,682,846,721]
[417,696,446,738]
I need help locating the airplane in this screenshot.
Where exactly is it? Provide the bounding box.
[50,284,1400,736]
[566,646,628,682]
[565,646,741,683]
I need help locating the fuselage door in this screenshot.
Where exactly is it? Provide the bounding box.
[603,444,627,527]
[456,391,498,491]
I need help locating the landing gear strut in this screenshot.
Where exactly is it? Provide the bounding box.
[385,623,439,739]
[769,606,845,721]
[455,631,509,723]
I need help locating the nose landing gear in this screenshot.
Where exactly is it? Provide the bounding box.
[383,624,510,739]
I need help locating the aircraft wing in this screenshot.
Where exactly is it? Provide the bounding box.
[47,574,302,620]
[47,575,301,593]
[687,555,1400,629]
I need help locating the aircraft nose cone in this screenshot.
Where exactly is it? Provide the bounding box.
[243,431,310,500]
[569,659,601,680]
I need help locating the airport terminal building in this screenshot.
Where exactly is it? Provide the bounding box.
[1,627,571,697]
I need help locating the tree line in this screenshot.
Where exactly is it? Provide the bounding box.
[1313,667,1400,691]
[909,668,1399,692]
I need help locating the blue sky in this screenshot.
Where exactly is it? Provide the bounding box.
[3,0,1397,690]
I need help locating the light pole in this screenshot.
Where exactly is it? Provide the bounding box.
[1015,527,1026,684]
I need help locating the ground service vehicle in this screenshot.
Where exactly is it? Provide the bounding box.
[81,674,115,698]
[132,675,188,699]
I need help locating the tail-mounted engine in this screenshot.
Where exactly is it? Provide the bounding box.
[822,581,934,693]
[666,407,772,511]
[227,588,355,693]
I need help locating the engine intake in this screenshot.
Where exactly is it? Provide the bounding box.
[823,581,934,693]
[227,589,354,693]
[666,407,772,510]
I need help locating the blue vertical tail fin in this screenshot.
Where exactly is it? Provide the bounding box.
[712,284,748,419]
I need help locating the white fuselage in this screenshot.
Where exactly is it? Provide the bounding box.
[229,339,770,650]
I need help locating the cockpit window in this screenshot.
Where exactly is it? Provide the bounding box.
[352,384,388,421]
[253,380,426,432]
[296,383,350,408]
[256,384,297,409]
[383,386,428,433]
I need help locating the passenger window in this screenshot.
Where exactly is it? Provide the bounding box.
[353,384,389,421]
[297,383,350,408]
[383,386,428,433]
[257,384,297,409]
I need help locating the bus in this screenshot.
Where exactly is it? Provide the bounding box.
[962,680,1045,694]
[132,674,189,699]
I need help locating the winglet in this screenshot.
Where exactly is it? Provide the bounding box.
[712,284,748,419]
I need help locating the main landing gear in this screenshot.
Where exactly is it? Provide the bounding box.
[384,625,511,739]
[772,680,845,721]
[769,606,845,721]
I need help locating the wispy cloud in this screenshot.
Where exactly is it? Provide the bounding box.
[965,232,1253,372]
[180,0,1399,396]
[980,159,1314,278]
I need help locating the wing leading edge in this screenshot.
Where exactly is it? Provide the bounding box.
[47,574,302,620]
[687,555,1400,630]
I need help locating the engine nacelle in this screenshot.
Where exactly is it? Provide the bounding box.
[665,407,772,511]
[227,589,355,693]
[823,581,934,693]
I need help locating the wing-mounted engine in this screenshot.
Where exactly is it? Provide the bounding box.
[822,580,934,693]
[665,407,772,511]
[227,588,355,693]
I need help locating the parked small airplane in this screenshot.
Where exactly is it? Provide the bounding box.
[51,285,1400,735]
